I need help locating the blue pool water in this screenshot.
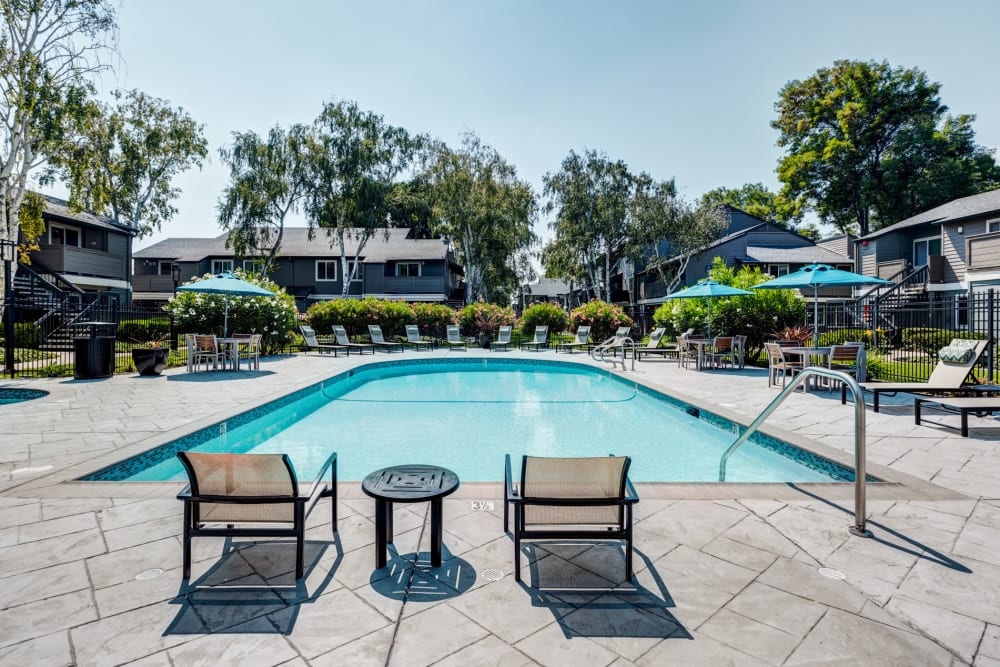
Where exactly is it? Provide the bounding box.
[84,358,857,483]
[0,388,48,405]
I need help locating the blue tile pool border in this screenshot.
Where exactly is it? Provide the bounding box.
[79,357,873,483]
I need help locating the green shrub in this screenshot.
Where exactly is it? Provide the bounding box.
[411,303,457,331]
[165,270,297,354]
[520,302,569,337]
[569,300,633,341]
[901,327,986,356]
[457,302,516,336]
[118,317,171,344]
[306,298,444,338]
[816,328,875,347]
[12,322,38,348]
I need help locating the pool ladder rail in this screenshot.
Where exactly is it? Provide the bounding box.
[718,366,872,539]
[590,336,636,371]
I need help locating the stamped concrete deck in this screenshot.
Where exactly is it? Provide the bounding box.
[2,348,999,666]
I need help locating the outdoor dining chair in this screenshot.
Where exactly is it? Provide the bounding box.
[708,336,736,369]
[764,342,805,389]
[192,335,228,372]
[177,450,337,580]
[235,333,263,370]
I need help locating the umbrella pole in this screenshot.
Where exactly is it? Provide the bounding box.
[223,294,229,339]
[707,299,712,338]
[813,286,819,349]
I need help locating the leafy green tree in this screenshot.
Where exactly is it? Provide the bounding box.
[54,89,209,237]
[543,149,633,301]
[305,100,423,298]
[519,302,568,336]
[773,59,1000,237]
[424,131,537,304]
[0,0,116,256]
[699,182,802,227]
[629,178,728,293]
[217,123,310,273]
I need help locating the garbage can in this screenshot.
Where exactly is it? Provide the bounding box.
[72,321,118,380]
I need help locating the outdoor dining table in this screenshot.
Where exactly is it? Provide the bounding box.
[782,346,832,392]
[686,338,715,371]
[186,336,248,372]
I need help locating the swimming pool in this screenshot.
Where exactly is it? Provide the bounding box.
[84,358,858,483]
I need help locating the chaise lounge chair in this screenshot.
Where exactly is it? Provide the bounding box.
[555,326,591,354]
[590,326,632,360]
[914,396,1000,437]
[491,325,513,352]
[368,325,404,353]
[404,324,434,350]
[300,325,348,357]
[504,454,639,584]
[442,324,467,350]
[841,338,990,412]
[637,328,677,361]
[177,451,337,580]
[333,325,375,355]
[520,325,549,351]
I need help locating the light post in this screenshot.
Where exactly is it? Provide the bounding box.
[2,239,16,377]
[170,263,180,350]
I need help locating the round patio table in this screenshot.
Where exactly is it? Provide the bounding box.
[362,464,460,568]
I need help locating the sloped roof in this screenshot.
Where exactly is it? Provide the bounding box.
[525,278,572,297]
[42,194,135,235]
[134,227,450,262]
[740,245,852,265]
[861,188,1000,241]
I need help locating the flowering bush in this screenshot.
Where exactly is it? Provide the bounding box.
[411,303,458,337]
[569,300,632,341]
[306,299,458,338]
[457,302,516,335]
[521,302,569,338]
[165,270,297,354]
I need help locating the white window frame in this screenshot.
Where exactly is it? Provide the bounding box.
[316,260,338,282]
[988,219,1000,233]
[242,259,264,274]
[49,223,81,247]
[211,259,234,274]
[913,235,942,266]
[768,264,789,277]
[158,261,173,276]
[395,262,422,277]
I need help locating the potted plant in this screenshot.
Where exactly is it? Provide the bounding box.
[475,312,500,349]
[771,325,813,346]
[131,339,170,376]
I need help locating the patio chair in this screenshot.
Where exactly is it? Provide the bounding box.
[299,326,348,357]
[332,325,375,355]
[193,335,228,372]
[520,325,549,351]
[733,335,748,369]
[764,342,804,389]
[442,325,467,350]
[914,395,1000,437]
[504,454,639,584]
[841,338,990,412]
[367,325,404,353]
[235,333,263,371]
[404,324,434,350]
[177,450,337,580]
[707,336,736,369]
[491,325,513,352]
[637,328,677,361]
[590,327,632,360]
[555,326,591,354]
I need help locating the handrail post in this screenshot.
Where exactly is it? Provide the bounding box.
[718,367,871,538]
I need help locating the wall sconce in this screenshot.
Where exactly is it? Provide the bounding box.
[957,225,964,234]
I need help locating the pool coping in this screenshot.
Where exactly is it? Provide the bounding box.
[5,355,965,503]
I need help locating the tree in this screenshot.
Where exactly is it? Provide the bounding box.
[54,89,208,237]
[773,59,1000,237]
[217,123,310,273]
[699,182,802,227]
[629,178,728,293]
[0,0,116,259]
[543,149,633,301]
[423,132,537,304]
[305,100,422,298]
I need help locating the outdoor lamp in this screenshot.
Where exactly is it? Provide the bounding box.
[171,263,181,292]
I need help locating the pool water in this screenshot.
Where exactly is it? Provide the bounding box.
[0,388,48,405]
[86,359,855,483]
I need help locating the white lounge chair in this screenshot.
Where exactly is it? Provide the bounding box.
[300,326,348,357]
[333,325,375,355]
[555,326,591,354]
[443,325,467,350]
[637,328,676,361]
[368,325,404,353]
[491,325,513,352]
[520,325,549,351]
[404,325,434,350]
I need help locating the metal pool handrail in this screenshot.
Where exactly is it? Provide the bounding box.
[718,366,872,538]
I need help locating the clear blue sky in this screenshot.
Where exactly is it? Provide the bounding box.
[99,0,1000,250]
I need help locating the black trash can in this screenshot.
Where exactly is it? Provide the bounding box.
[72,321,118,380]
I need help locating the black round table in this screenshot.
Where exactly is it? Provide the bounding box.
[361,464,460,568]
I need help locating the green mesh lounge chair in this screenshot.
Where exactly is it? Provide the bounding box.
[491,325,513,352]
[368,325,404,353]
[520,325,549,351]
[555,326,591,354]
[443,325,467,350]
[333,325,375,355]
[300,325,348,357]
[404,325,434,350]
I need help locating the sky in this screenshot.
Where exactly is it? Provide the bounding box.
[76,0,1000,250]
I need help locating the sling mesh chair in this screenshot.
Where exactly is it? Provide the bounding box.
[555,326,591,354]
[520,325,550,351]
[504,454,639,584]
[177,451,337,580]
[368,325,404,353]
[404,325,434,350]
[491,325,513,352]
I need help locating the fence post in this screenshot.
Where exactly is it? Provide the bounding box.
[169,314,177,351]
[3,254,14,378]
[871,301,879,349]
[989,289,995,384]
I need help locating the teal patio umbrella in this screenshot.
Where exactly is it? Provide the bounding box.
[176,272,275,338]
[666,279,753,338]
[753,264,891,347]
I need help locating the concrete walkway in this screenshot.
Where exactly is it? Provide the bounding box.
[2,349,999,666]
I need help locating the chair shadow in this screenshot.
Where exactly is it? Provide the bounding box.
[520,542,691,640]
[785,483,972,573]
[167,370,277,382]
[368,545,477,602]
[163,535,342,636]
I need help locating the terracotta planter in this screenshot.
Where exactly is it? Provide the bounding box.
[132,348,169,376]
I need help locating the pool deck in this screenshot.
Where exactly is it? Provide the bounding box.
[2,348,999,666]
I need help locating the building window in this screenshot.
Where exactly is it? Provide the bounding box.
[158,261,173,276]
[988,219,1000,233]
[316,260,338,281]
[913,236,942,266]
[211,260,233,274]
[243,260,264,274]
[82,228,107,251]
[49,224,80,247]
[395,262,421,277]
[768,264,789,277]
